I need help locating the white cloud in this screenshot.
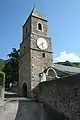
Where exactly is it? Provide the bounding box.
[54,51,80,62]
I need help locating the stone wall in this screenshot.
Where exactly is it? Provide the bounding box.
[31,16,48,36]
[0,87,4,101]
[32,73,80,120]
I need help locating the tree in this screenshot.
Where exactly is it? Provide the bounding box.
[3,48,20,89]
[62,60,74,66]
[56,60,75,67]
[0,59,7,71]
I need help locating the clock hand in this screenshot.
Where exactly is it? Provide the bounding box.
[39,42,44,47]
[40,42,43,48]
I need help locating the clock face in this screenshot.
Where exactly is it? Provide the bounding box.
[37,38,48,50]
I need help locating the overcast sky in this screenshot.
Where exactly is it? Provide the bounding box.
[0,0,80,62]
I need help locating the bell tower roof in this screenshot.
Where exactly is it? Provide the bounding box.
[30,7,45,20]
[23,7,47,27]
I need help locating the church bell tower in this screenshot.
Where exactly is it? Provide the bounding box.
[19,7,53,95]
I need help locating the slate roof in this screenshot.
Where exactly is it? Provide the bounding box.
[30,7,45,20]
[53,64,80,74]
[23,7,47,27]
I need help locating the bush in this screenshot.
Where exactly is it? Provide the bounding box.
[0,71,5,87]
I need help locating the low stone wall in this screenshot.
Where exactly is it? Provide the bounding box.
[0,87,4,101]
[32,73,80,120]
[0,72,5,102]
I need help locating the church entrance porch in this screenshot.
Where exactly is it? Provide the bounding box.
[40,67,59,82]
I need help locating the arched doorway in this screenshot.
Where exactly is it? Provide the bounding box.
[22,83,27,97]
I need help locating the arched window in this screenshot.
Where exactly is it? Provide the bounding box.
[38,23,42,31]
[48,69,56,77]
[46,68,57,78]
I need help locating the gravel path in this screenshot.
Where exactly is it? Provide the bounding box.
[0,100,18,120]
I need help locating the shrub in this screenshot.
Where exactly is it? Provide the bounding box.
[0,71,5,87]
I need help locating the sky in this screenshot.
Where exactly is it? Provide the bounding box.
[0,0,80,62]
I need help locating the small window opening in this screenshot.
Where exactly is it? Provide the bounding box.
[32,76,34,78]
[24,46,25,49]
[42,53,45,58]
[38,23,42,31]
[26,27,28,33]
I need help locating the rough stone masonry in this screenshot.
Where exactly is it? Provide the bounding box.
[32,73,80,120]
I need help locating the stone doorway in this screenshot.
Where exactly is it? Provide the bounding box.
[22,83,27,97]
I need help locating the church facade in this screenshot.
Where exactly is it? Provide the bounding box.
[19,8,53,96]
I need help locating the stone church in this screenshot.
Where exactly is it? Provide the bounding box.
[19,7,57,96]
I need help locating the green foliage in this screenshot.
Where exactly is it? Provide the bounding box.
[62,60,74,66]
[0,59,7,71]
[3,48,20,89]
[56,60,78,67]
[0,71,5,87]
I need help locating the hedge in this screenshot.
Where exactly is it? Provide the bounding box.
[0,71,5,87]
